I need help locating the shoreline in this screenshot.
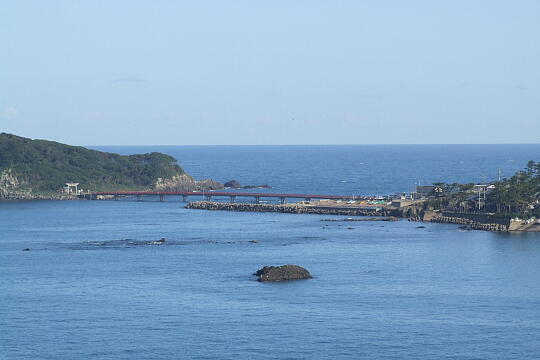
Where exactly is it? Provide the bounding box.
[2,196,538,232]
[0,194,78,201]
[186,201,540,232]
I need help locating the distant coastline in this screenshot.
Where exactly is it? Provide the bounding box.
[2,133,539,232]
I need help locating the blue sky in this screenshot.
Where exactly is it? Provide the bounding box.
[1,1,538,145]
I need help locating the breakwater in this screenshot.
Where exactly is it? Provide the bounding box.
[186,201,515,232]
[430,215,508,232]
[186,201,387,216]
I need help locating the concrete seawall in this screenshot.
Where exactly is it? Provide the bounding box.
[186,201,387,216]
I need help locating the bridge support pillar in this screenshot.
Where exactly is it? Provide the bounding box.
[114,195,119,201]
[230,195,236,203]
[136,195,143,201]
[160,195,165,202]
[182,195,188,202]
[255,196,260,204]
[205,195,212,201]
[280,197,286,204]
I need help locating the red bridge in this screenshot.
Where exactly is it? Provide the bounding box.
[87,191,365,204]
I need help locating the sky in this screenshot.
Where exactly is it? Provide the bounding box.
[1,1,539,145]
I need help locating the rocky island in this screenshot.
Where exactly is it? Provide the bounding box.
[254,265,312,282]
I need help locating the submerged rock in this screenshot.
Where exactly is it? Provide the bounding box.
[150,238,166,245]
[254,265,312,282]
[21,248,31,251]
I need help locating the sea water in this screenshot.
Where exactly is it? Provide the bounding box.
[1,145,540,359]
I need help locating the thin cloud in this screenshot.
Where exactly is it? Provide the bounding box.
[0,106,18,120]
[357,94,384,99]
[111,76,148,84]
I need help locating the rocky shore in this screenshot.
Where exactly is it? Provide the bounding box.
[186,201,385,216]
[1,169,77,200]
[154,174,224,192]
[0,194,77,201]
[0,167,223,200]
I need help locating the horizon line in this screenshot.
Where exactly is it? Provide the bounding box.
[87,142,540,147]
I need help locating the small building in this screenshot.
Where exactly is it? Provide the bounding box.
[412,185,443,200]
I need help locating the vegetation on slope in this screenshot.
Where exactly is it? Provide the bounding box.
[487,161,540,217]
[424,161,540,219]
[0,133,185,192]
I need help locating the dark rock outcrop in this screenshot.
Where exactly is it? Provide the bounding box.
[224,180,271,189]
[254,265,312,282]
[224,180,242,188]
[242,184,271,189]
[154,174,224,192]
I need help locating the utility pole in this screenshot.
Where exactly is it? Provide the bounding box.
[478,187,481,211]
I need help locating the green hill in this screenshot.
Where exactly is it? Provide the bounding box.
[0,133,185,194]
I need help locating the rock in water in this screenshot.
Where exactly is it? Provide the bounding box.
[254,265,312,282]
[150,238,166,245]
[224,180,242,188]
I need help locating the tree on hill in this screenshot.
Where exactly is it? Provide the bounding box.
[487,160,540,217]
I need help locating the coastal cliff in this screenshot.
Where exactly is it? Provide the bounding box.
[0,168,33,199]
[154,174,224,192]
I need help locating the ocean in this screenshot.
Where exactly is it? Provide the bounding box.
[1,144,540,359]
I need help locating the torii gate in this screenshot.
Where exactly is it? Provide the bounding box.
[65,182,79,194]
